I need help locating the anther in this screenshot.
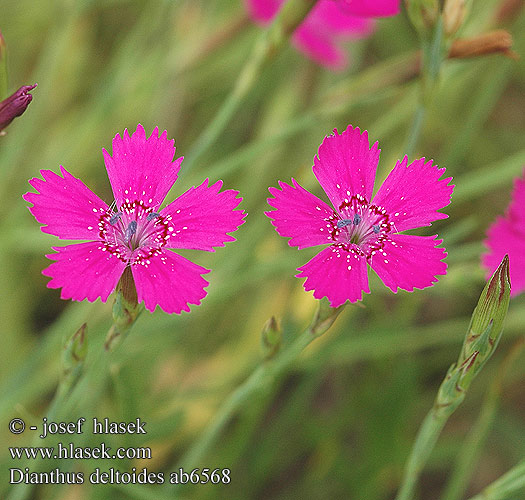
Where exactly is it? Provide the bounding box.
[124,220,137,243]
[146,212,160,221]
[373,225,380,234]
[337,219,353,228]
[353,214,361,225]
[109,212,122,225]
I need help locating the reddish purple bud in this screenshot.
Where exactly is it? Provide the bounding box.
[0,84,37,132]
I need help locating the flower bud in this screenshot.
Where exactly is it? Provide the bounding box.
[443,0,470,36]
[405,0,439,32]
[261,316,282,359]
[432,255,511,416]
[457,254,511,388]
[0,84,37,134]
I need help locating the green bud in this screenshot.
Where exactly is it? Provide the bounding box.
[261,316,282,359]
[457,254,511,388]
[405,0,439,33]
[443,0,471,37]
[61,323,88,391]
[432,255,511,416]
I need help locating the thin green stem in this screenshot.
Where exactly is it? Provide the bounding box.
[395,407,451,500]
[404,17,445,156]
[396,260,511,500]
[181,0,317,174]
[174,301,345,472]
[441,339,525,500]
[466,460,525,500]
[404,105,426,158]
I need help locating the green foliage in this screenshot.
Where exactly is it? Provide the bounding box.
[1,1,524,499]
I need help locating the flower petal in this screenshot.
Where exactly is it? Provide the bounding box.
[161,179,245,251]
[266,178,337,249]
[292,26,348,70]
[313,125,380,209]
[243,0,281,24]
[369,234,447,292]
[506,172,525,228]
[103,124,183,210]
[308,1,374,35]
[132,250,210,314]
[482,217,525,296]
[337,0,400,18]
[43,242,126,302]
[296,244,369,306]
[24,166,108,240]
[372,157,454,232]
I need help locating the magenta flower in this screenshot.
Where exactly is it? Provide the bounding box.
[266,125,454,307]
[244,0,400,70]
[24,124,245,314]
[482,170,525,296]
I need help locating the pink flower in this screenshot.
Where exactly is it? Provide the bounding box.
[482,170,525,296]
[266,125,454,307]
[244,0,400,70]
[24,124,245,314]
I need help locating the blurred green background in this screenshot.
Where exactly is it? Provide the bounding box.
[1,0,524,499]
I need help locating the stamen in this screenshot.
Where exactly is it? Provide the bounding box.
[373,225,380,234]
[109,212,122,225]
[124,220,137,243]
[146,212,160,221]
[337,219,353,228]
[353,214,361,225]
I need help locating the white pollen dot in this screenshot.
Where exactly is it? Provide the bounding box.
[183,226,188,230]
[394,212,399,216]
[168,227,173,232]
[148,198,152,203]
[87,226,93,230]
[347,266,352,270]
[336,184,340,189]
[316,206,321,211]
[92,208,97,212]
[384,259,389,263]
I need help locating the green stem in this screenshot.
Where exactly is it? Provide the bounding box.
[440,339,525,500]
[181,0,317,174]
[395,406,452,500]
[466,460,525,500]
[176,301,345,471]
[404,17,445,156]
[396,259,511,500]
[404,105,426,158]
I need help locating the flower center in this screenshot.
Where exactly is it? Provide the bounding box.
[97,200,174,265]
[326,194,394,257]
